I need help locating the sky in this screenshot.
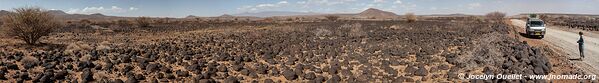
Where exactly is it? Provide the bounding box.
[1,0,599,17]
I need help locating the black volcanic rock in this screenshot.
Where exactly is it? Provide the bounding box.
[81,68,94,82]
[283,69,297,80]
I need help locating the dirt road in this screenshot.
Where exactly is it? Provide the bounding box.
[511,19,599,75]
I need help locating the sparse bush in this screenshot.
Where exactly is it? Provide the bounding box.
[116,19,132,26]
[325,15,339,21]
[472,16,485,22]
[79,19,92,28]
[195,18,202,23]
[213,18,221,23]
[135,16,151,27]
[529,14,538,18]
[262,18,274,22]
[347,23,365,37]
[20,56,39,69]
[405,13,417,23]
[538,14,547,20]
[164,17,171,23]
[2,7,62,45]
[295,17,301,21]
[80,19,91,24]
[314,28,332,37]
[485,11,506,20]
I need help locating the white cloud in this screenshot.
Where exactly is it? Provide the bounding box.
[238,1,294,11]
[129,7,138,10]
[297,1,306,4]
[67,6,138,14]
[304,0,356,6]
[374,0,385,3]
[278,1,288,4]
[394,0,402,4]
[467,3,481,9]
[256,4,276,7]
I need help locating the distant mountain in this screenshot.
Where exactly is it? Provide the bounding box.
[233,11,321,17]
[90,13,105,16]
[48,10,68,16]
[0,10,12,16]
[185,15,198,18]
[357,8,398,18]
[219,14,234,17]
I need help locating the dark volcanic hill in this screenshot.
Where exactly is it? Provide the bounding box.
[357,8,398,18]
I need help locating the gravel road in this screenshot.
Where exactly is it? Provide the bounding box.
[511,19,599,75]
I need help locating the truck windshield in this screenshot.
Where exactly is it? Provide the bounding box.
[530,21,544,27]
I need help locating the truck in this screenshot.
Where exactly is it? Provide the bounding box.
[526,18,546,38]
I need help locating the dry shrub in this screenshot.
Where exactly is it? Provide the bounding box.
[20,56,39,68]
[79,54,92,61]
[2,7,62,45]
[470,16,486,22]
[325,15,339,21]
[96,41,111,50]
[340,23,365,37]
[135,16,151,27]
[529,14,538,18]
[261,18,274,22]
[195,18,202,23]
[116,19,132,26]
[163,17,171,23]
[314,28,332,38]
[80,19,92,25]
[485,11,506,20]
[347,23,365,37]
[538,14,547,20]
[405,13,417,23]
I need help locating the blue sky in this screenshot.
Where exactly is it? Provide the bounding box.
[1,0,598,17]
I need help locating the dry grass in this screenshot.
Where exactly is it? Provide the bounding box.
[65,41,92,55]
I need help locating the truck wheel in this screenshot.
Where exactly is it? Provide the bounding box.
[539,35,544,39]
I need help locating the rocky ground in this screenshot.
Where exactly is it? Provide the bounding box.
[539,15,599,31]
[0,17,582,83]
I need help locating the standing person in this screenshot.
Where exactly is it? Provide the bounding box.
[577,32,584,59]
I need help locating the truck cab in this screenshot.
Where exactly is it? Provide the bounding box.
[526,18,546,38]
